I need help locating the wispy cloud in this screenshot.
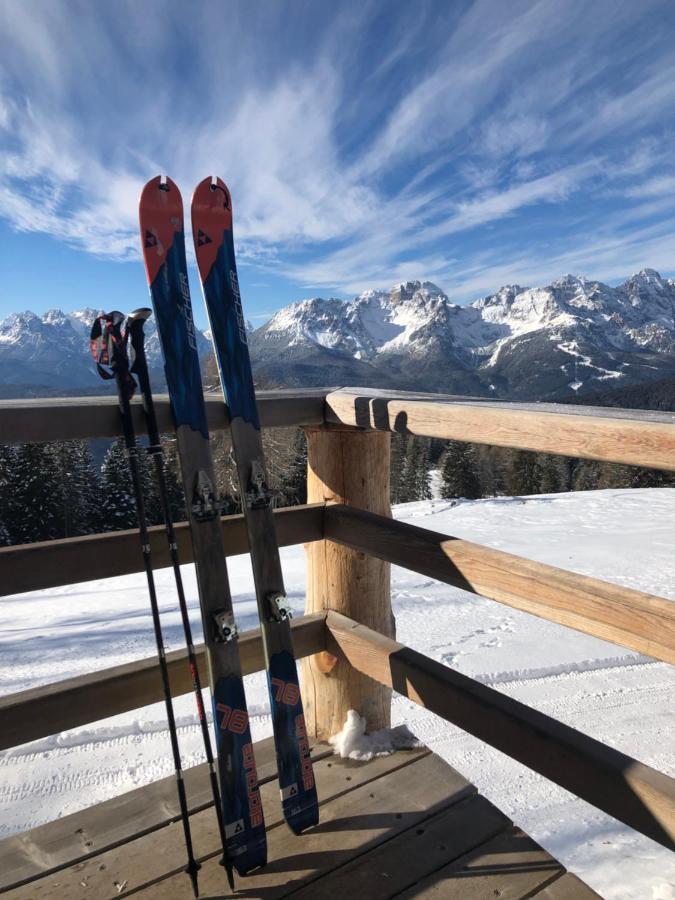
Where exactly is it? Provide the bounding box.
[1,0,674,307]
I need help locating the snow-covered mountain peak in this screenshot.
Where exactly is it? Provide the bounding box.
[248,268,675,399]
[619,268,673,310]
[262,279,455,360]
[43,309,69,324]
[0,306,211,391]
[390,280,447,305]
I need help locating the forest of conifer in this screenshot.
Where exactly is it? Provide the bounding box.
[1,426,672,546]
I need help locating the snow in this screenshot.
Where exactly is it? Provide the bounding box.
[328,710,422,761]
[1,488,674,899]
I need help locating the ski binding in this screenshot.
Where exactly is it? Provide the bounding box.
[245,460,272,509]
[268,592,293,622]
[192,470,223,521]
[213,609,239,643]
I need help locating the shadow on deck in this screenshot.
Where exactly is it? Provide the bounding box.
[0,738,600,899]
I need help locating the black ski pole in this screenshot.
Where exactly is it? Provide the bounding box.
[90,312,201,898]
[126,307,235,893]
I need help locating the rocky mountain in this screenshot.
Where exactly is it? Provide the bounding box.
[249,269,675,400]
[1,270,674,400]
[0,308,212,396]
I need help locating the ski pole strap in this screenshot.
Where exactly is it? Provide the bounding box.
[89,312,136,399]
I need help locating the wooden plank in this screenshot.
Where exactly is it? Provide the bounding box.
[0,388,329,444]
[0,502,325,598]
[8,747,438,898]
[326,611,675,851]
[288,794,511,899]
[0,737,333,892]
[324,505,675,665]
[325,386,675,423]
[135,751,470,899]
[530,873,603,898]
[325,387,675,471]
[0,613,327,751]
[394,827,564,899]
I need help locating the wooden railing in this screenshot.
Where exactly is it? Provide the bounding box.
[1,387,673,858]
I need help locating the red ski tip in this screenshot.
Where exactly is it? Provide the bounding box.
[138,175,184,286]
[191,176,232,283]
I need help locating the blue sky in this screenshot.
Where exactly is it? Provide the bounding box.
[1,0,675,329]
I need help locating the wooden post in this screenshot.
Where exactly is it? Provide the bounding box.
[301,425,393,740]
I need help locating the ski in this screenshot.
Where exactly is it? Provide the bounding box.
[138,175,267,876]
[191,176,318,835]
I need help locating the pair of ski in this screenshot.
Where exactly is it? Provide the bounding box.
[136,176,317,887]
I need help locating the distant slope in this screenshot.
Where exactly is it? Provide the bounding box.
[568,374,675,411]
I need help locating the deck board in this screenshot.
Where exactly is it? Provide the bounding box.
[0,737,332,891]
[0,741,600,900]
[136,751,474,899]
[287,794,510,899]
[394,827,564,899]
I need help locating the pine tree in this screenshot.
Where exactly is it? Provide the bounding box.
[441,441,481,500]
[0,444,16,544]
[596,463,633,489]
[538,454,565,494]
[415,438,432,500]
[52,441,98,537]
[7,443,64,543]
[277,429,308,507]
[99,438,138,530]
[161,438,188,522]
[630,466,675,488]
[506,450,541,496]
[572,459,601,491]
[394,435,431,503]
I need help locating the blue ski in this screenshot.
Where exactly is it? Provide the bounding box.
[139,175,267,874]
[191,176,318,834]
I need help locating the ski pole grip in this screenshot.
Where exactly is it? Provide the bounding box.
[127,308,162,448]
[127,308,152,377]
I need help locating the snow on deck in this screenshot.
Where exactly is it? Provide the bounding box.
[0,488,673,900]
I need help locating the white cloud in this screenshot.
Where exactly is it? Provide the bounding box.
[624,176,675,199]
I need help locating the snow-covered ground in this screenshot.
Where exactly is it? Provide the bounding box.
[1,488,673,899]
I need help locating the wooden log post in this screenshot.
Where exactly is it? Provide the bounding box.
[301,426,394,740]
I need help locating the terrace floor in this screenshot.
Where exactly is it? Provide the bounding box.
[0,737,600,899]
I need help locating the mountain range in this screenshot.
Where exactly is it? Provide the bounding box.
[0,308,212,396]
[1,269,674,400]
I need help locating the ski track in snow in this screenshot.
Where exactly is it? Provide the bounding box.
[0,488,674,900]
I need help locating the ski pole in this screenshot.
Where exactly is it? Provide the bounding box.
[90,312,201,898]
[126,307,235,892]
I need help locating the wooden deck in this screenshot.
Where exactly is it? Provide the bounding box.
[0,738,600,899]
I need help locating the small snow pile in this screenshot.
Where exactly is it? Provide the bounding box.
[329,710,422,761]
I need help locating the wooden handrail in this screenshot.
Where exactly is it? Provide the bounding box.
[325,387,675,471]
[326,611,675,851]
[323,504,675,665]
[0,613,327,751]
[2,387,673,470]
[0,388,328,444]
[0,503,325,597]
